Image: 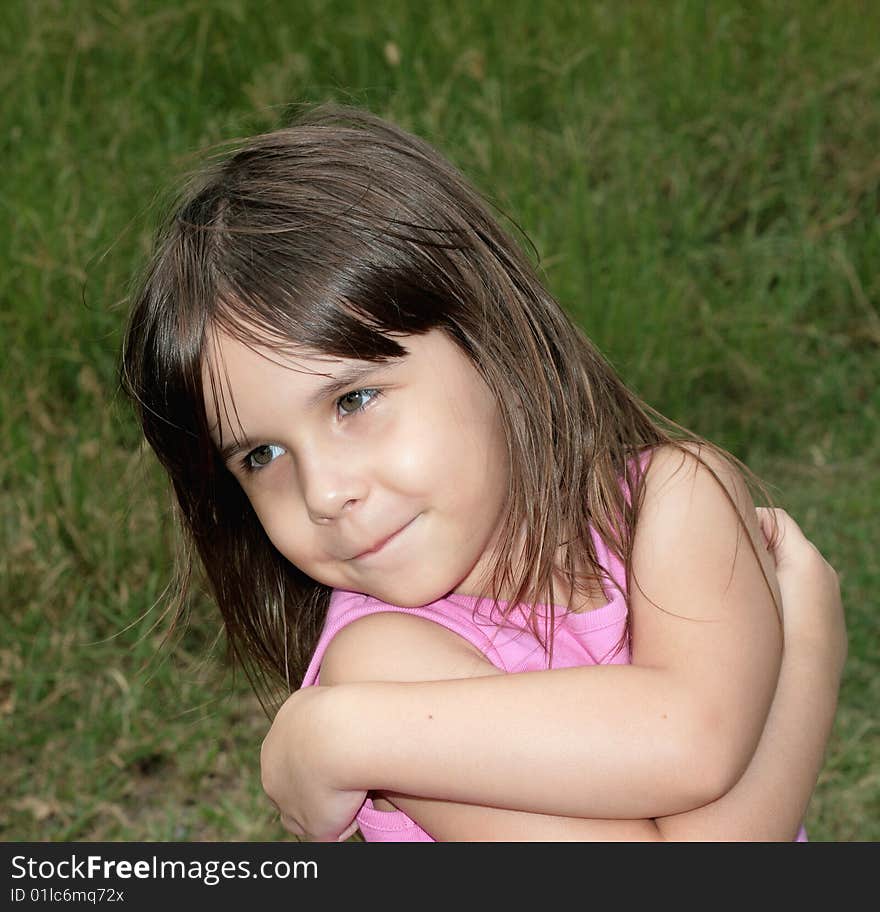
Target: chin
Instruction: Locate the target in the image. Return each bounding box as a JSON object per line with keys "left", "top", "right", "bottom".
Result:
{"left": 367, "top": 577, "right": 458, "bottom": 610}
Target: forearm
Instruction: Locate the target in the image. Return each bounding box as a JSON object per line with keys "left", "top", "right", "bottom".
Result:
{"left": 326, "top": 665, "right": 720, "bottom": 820}
{"left": 379, "top": 642, "right": 835, "bottom": 842}
{"left": 378, "top": 791, "right": 667, "bottom": 841}
{"left": 653, "top": 643, "right": 838, "bottom": 841}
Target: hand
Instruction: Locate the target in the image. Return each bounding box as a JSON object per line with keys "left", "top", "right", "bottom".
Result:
{"left": 755, "top": 507, "right": 847, "bottom": 681}
{"left": 260, "top": 685, "right": 366, "bottom": 842}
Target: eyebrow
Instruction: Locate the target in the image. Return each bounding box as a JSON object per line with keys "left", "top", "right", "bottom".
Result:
{"left": 217, "top": 362, "right": 384, "bottom": 464}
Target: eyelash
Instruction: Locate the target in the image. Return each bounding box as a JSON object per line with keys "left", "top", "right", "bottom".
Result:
{"left": 240, "top": 388, "right": 383, "bottom": 473}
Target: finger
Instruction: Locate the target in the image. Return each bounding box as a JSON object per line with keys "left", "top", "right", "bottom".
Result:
{"left": 755, "top": 507, "right": 773, "bottom": 547}
{"left": 759, "top": 508, "right": 826, "bottom": 576}
{"left": 337, "top": 821, "right": 359, "bottom": 842}
{"left": 769, "top": 508, "right": 815, "bottom": 554}
{"left": 755, "top": 507, "right": 784, "bottom": 550}
{"left": 279, "top": 813, "right": 307, "bottom": 838}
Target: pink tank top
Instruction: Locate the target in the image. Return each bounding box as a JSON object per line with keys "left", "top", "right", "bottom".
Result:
{"left": 300, "top": 450, "right": 808, "bottom": 842}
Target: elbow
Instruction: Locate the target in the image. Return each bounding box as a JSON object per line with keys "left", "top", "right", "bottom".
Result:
{"left": 678, "top": 701, "right": 753, "bottom": 805}
{"left": 687, "top": 745, "right": 744, "bottom": 808}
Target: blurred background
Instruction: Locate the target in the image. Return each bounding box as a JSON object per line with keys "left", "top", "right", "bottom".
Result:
{"left": 1, "top": 0, "right": 876, "bottom": 841}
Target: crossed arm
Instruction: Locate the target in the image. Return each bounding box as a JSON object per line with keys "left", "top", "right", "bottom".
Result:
{"left": 262, "top": 446, "right": 844, "bottom": 840}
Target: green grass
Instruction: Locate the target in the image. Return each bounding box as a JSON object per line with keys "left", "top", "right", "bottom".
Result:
{"left": 1, "top": 0, "right": 877, "bottom": 841}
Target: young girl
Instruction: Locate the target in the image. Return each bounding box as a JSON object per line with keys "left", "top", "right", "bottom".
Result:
{"left": 121, "top": 105, "right": 845, "bottom": 841}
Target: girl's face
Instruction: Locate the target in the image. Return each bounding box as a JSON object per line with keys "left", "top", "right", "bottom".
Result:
{"left": 203, "top": 328, "right": 511, "bottom": 607}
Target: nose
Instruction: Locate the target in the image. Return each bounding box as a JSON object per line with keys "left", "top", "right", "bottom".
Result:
{"left": 299, "top": 446, "right": 368, "bottom": 523}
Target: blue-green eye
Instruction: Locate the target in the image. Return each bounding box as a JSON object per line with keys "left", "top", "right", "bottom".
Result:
{"left": 245, "top": 443, "right": 286, "bottom": 471}
{"left": 337, "top": 388, "right": 381, "bottom": 416}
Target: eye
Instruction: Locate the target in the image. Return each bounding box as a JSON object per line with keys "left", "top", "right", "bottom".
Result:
{"left": 244, "top": 443, "right": 286, "bottom": 471}
{"left": 336, "top": 388, "right": 381, "bottom": 417}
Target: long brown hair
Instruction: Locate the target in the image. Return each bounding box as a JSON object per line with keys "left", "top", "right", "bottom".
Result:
{"left": 120, "top": 104, "right": 778, "bottom": 711}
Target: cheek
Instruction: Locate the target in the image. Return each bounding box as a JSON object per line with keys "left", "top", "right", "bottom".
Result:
{"left": 470, "top": 408, "right": 511, "bottom": 525}
{"left": 462, "top": 394, "right": 509, "bottom": 478}
{"left": 442, "top": 406, "right": 510, "bottom": 510}
{"left": 368, "top": 409, "right": 443, "bottom": 489}
{"left": 478, "top": 432, "right": 511, "bottom": 518}
{"left": 247, "top": 492, "right": 310, "bottom": 564}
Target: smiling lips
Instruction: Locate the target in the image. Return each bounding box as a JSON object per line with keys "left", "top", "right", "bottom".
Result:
{"left": 350, "top": 518, "right": 415, "bottom": 560}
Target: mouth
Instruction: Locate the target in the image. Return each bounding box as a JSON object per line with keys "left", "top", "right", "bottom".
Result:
{"left": 350, "top": 517, "right": 417, "bottom": 561}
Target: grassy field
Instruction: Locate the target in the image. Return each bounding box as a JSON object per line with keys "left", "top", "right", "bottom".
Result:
{"left": 1, "top": 0, "right": 877, "bottom": 841}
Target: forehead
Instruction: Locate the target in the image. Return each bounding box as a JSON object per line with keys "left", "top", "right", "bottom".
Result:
{"left": 202, "top": 327, "right": 350, "bottom": 389}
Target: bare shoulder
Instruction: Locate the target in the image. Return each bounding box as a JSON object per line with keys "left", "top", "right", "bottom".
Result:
{"left": 320, "top": 610, "right": 501, "bottom": 686}
{"left": 641, "top": 442, "right": 753, "bottom": 516}
{"left": 633, "top": 441, "right": 781, "bottom": 623}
